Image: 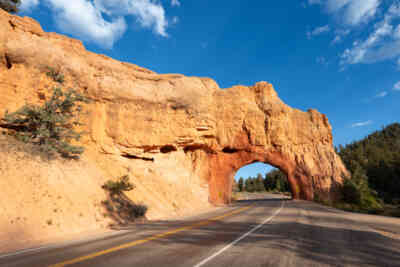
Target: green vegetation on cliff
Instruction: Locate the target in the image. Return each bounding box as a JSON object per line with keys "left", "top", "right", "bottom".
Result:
{"left": 1, "top": 87, "right": 89, "bottom": 159}
{"left": 337, "top": 123, "right": 400, "bottom": 216}
{"left": 0, "top": 0, "right": 20, "bottom": 13}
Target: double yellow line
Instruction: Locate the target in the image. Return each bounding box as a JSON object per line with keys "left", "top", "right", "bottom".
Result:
{"left": 49, "top": 205, "right": 253, "bottom": 267}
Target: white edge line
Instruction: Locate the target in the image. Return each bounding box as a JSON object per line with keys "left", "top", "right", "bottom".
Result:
{"left": 193, "top": 200, "right": 285, "bottom": 267}
{"left": 0, "top": 246, "right": 49, "bottom": 259}
{"left": 0, "top": 229, "right": 134, "bottom": 259}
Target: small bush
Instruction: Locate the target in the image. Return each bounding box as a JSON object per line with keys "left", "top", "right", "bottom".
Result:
{"left": 102, "top": 175, "right": 135, "bottom": 195}
{"left": 1, "top": 87, "right": 89, "bottom": 158}
{"left": 314, "top": 192, "right": 330, "bottom": 206}
{"left": 342, "top": 179, "right": 361, "bottom": 204}
{"left": 46, "top": 67, "right": 65, "bottom": 84}
{"left": 314, "top": 192, "right": 321, "bottom": 203}
{"left": 340, "top": 174, "right": 383, "bottom": 213}
{"left": 0, "top": 0, "right": 20, "bottom": 13}
{"left": 128, "top": 204, "right": 148, "bottom": 218}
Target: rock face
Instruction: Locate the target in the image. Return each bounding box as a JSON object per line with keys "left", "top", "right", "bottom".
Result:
{"left": 0, "top": 10, "right": 348, "bottom": 206}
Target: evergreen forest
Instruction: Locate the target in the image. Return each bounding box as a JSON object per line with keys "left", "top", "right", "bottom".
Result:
{"left": 336, "top": 123, "right": 400, "bottom": 216}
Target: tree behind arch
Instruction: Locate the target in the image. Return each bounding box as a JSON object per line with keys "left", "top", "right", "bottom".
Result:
{"left": 238, "top": 177, "right": 244, "bottom": 192}
{"left": 255, "top": 174, "right": 265, "bottom": 191}
{"left": 0, "top": 0, "right": 20, "bottom": 13}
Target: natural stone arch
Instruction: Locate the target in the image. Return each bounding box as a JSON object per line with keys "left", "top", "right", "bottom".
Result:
{"left": 207, "top": 150, "right": 309, "bottom": 204}
{"left": 0, "top": 11, "right": 349, "bottom": 208}
{"left": 185, "top": 82, "right": 350, "bottom": 205}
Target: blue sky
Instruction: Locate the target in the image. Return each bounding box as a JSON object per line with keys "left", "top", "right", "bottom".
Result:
{"left": 19, "top": 0, "right": 399, "bottom": 180}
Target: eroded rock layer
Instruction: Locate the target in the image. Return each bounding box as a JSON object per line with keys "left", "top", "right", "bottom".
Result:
{"left": 0, "top": 10, "right": 348, "bottom": 206}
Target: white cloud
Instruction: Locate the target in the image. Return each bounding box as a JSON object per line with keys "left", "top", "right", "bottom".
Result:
{"left": 374, "top": 91, "right": 387, "bottom": 98}
{"left": 309, "top": 1, "right": 400, "bottom": 67}
{"left": 332, "top": 36, "right": 340, "bottom": 44}
{"left": 45, "top": 0, "right": 126, "bottom": 49}
{"left": 316, "top": 56, "right": 328, "bottom": 65}
{"left": 351, "top": 120, "right": 373, "bottom": 128}
{"left": 394, "top": 81, "right": 400, "bottom": 91}
{"left": 313, "top": 25, "right": 330, "bottom": 35}
{"left": 340, "top": 2, "right": 400, "bottom": 65}
{"left": 331, "top": 28, "right": 350, "bottom": 44}
{"left": 172, "top": 16, "right": 179, "bottom": 24}
{"left": 326, "top": 0, "right": 381, "bottom": 26}
{"left": 308, "top": 1, "right": 381, "bottom": 44}
{"left": 308, "top": 0, "right": 381, "bottom": 25}
{"left": 25, "top": 0, "right": 169, "bottom": 49}
{"left": 171, "top": 0, "right": 180, "bottom": 7}
{"left": 94, "top": 0, "right": 169, "bottom": 37}
{"left": 307, "top": 25, "right": 330, "bottom": 39}
{"left": 308, "top": 0, "right": 322, "bottom": 4}
{"left": 20, "top": 0, "right": 40, "bottom": 12}
{"left": 340, "top": 20, "right": 394, "bottom": 64}
{"left": 394, "top": 25, "right": 400, "bottom": 39}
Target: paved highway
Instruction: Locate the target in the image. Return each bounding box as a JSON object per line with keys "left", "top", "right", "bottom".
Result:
{"left": 1, "top": 194, "right": 400, "bottom": 267}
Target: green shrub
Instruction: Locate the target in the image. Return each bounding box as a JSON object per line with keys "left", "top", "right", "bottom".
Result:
{"left": 342, "top": 179, "right": 361, "bottom": 204}
{"left": 2, "top": 87, "right": 89, "bottom": 158}
{"left": 340, "top": 166, "right": 383, "bottom": 212}
{"left": 46, "top": 67, "right": 65, "bottom": 84}
{"left": 337, "top": 123, "right": 400, "bottom": 208}
{"left": 313, "top": 192, "right": 330, "bottom": 205}
{"left": 102, "top": 175, "right": 135, "bottom": 195}
{"left": 128, "top": 204, "right": 148, "bottom": 218}
{"left": 0, "top": 0, "right": 20, "bottom": 13}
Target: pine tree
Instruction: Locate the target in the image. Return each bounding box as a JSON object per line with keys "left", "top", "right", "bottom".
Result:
{"left": 255, "top": 173, "right": 265, "bottom": 191}
{"left": 2, "top": 87, "right": 89, "bottom": 158}
{"left": 264, "top": 169, "right": 288, "bottom": 192}
{"left": 245, "top": 178, "right": 255, "bottom": 192}
{"left": 338, "top": 123, "right": 400, "bottom": 205}
{"left": 264, "top": 172, "right": 274, "bottom": 191}
{"left": 238, "top": 177, "right": 244, "bottom": 192}
{"left": 0, "top": 0, "right": 20, "bottom": 13}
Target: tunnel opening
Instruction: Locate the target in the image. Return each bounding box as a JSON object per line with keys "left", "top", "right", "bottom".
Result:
{"left": 233, "top": 162, "right": 291, "bottom": 199}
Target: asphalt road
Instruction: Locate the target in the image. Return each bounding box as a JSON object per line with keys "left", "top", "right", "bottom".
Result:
{"left": 1, "top": 193, "right": 400, "bottom": 267}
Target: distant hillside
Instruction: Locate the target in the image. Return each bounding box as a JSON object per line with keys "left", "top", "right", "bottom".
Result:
{"left": 337, "top": 123, "right": 400, "bottom": 204}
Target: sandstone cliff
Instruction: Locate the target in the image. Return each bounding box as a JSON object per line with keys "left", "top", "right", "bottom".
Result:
{"left": 0, "top": 10, "right": 348, "bottom": 249}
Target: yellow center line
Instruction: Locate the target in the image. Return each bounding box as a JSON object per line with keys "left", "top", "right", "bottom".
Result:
{"left": 49, "top": 204, "right": 254, "bottom": 267}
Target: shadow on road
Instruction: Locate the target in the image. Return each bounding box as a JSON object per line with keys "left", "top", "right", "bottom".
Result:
{"left": 101, "top": 192, "right": 148, "bottom": 226}
{"left": 3, "top": 199, "right": 398, "bottom": 267}
{"left": 104, "top": 199, "right": 400, "bottom": 267}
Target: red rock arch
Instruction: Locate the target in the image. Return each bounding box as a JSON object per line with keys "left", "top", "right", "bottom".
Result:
{"left": 0, "top": 11, "right": 349, "bottom": 207}
{"left": 205, "top": 145, "right": 344, "bottom": 204}
{"left": 205, "top": 83, "right": 348, "bottom": 204}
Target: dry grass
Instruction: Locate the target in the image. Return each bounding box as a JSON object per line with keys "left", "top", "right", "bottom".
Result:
{"left": 0, "top": 131, "right": 74, "bottom": 161}
{"left": 0, "top": 132, "right": 45, "bottom": 159}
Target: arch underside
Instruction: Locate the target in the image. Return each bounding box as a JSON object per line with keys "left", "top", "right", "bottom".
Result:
{"left": 203, "top": 149, "right": 340, "bottom": 205}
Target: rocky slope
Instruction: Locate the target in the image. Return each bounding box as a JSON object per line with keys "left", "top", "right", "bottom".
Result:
{"left": 0, "top": 10, "right": 348, "bottom": 249}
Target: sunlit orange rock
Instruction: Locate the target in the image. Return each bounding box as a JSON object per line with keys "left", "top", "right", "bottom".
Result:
{"left": 0, "top": 9, "right": 348, "bottom": 210}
